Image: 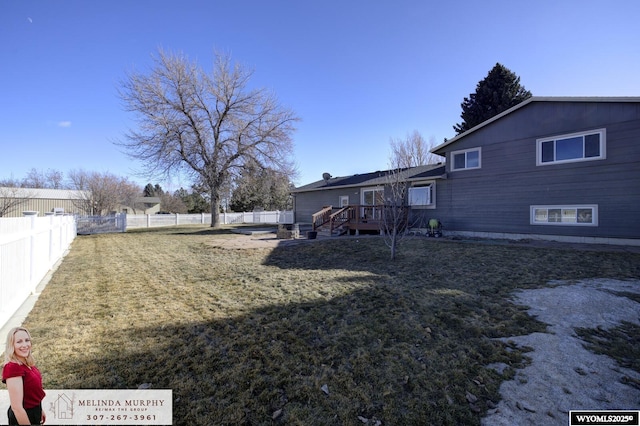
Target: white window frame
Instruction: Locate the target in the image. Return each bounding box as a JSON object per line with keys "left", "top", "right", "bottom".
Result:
{"left": 530, "top": 205, "right": 598, "bottom": 226}
{"left": 451, "top": 147, "right": 481, "bottom": 171}
{"left": 361, "top": 187, "right": 384, "bottom": 220}
{"left": 361, "top": 187, "right": 384, "bottom": 206}
{"left": 536, "top": 128, "right": 606, "bottom": 166}
{"left": 339, "top": 195, "right": 349, "bottom": 208}
{"left": 408, "top": 181, "right": 436, "bottom": 208}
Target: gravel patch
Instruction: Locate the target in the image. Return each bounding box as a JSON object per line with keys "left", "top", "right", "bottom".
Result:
{"left": 483, "top": 278, "right": 640, "bottom": 425}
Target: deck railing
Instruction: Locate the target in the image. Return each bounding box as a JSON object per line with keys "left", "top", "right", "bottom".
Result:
{"left": 313, "top": 205, "right": 387, "bottom": 233}
{"left": 329, "top": 206, "right": 351, "bottom": 233}
{"left": 311, "top": 206, "right": 333, "bottom": 231}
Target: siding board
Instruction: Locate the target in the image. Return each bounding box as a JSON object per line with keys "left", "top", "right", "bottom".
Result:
{"left": 438, "top": 101, "right": 640, "bottom": 239}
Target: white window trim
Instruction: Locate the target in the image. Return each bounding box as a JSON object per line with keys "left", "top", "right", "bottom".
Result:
{"left": 536, "top": 128, "right": 606, "bottom": 166}
{"left": 408, "top": 181, "right": 436, "bottom": 209}
{"left": 450, "top": 147, "right": 481, "bottom": 171}
{"left": 530, "top": 205, "right": 598, "bottom": 226}
{"left": 361, "top": 187, "right": 384, "bottom": 205}
{"left": 339, "top": 195, "right": 349, "bottom": 208}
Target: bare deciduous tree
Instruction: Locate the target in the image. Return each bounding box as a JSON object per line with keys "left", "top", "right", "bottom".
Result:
{"left": 380, "top": 163, "right": 413, "bottom": 260}
{"left": 389, "top": 130, "right": 440, "bottom": 168}
{"left": 0, "top": 182, "right": 33, "bottom": 217}
{"left": 120, "top": 180, "right": 144, "bottom": 214}
{"left": 68, "top": 170, "right": 140, "bottom": 215}
{"left": 118, "top": 49, "right": 299, "bottom": 227}
{"left": 23, "top": 168, "right": 65, "bottom": 189}
{"left": 159, "top": 192, "right": 188, "bottom": 214}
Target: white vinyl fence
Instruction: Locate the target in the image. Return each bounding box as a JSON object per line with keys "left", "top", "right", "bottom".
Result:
{"left": 76, "top": 213, "right": 127, "bottom": 234}
{"left": 0, "top": 214, "right": 76, "bottom": 329}
{"left": 126, "top": 210, "right": 294, "bottom": 229}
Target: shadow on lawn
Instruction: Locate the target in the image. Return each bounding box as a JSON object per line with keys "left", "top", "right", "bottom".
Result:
{"left": 52, "top": 281, "right": 535, "bottom": 426}
{"left": 48, "top": 237, "right": 640, "bottom": 425}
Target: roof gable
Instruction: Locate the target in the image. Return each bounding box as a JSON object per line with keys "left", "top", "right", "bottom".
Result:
{"left": 432, "top": 96, "right": 640, "bottom": 155}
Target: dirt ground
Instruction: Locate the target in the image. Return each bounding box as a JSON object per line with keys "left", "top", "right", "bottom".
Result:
{"left": 483, "top": 278, "right": 640, "bottom": 425}
{"left": 207, "top": 230, "right": 316, "bottom": 249}
{"left": 216, "top": 229, "right": 640, "bottom": 254}
{"left": 215, "top": 232, "right": 640, "bottom": 425}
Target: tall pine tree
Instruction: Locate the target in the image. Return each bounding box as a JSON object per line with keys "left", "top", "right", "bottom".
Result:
{"left": 454, "top": 63, "right": 532, "bottom": 135}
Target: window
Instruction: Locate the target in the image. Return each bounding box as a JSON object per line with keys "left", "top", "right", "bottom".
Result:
{"left": 530, "top": 205, "right": 598, "bottom": 226}
{"left": 409, "top": 183, "right": 434, "bottom": 207}
{"left": 537, "top": 129, "right": 606, "bottom": 165}
{"left": 362, "top": 188, "right": 384, "bottom": 205}
{"left": 451, "top": 148, "right": 481, "bottom": 171}
{"left": 361, "top": 187, "right": 384, "bottom": 220}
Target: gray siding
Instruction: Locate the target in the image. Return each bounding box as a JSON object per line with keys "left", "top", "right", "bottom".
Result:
{"left": 425, "top": 101, "right": 640, "bottom": 239}
{"left": 293, "top": 187, "right": 366, "bottom": 223}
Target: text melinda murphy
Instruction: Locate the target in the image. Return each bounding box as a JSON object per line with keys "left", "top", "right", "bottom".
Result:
{"left": 42, "top": 389, "right": 172, "bottom": 425}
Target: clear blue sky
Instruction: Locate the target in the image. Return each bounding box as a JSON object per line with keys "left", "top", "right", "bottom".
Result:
{"left": 1, "top": 0, "right": 639, "bottom": 190}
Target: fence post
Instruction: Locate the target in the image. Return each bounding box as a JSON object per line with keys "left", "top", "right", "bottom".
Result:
{"left": 48, "top": 214, "right": 54, "bottom": 267}
{"left": 146, "top": 214, "right": 151, "bottom": 228}
{"left": 23, "top": 211, "right": 38, "bottom": 293}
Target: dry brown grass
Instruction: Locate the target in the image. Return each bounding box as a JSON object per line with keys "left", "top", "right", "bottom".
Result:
{"left": 22, "top": 226, "right": 640, "bottom": 425}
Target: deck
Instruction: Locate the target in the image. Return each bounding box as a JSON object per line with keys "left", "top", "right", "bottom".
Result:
{"left": 311, "top": 205, "right": 389, "bottom": 235}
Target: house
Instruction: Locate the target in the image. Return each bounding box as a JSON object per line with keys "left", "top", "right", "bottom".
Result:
{"left": 291, "top": 164, "right": 446, "bottom": 234}
{"left": 119, "top": 197, "right": 161, "bottom": 214}
{"left": 293, "top": 97, "right": 640, "bottom": 245}
{"left": 0, "top": 187, "right": 90, "bottom": 217}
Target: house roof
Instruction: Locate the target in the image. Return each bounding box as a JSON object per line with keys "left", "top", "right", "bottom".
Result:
{"left": 0, "top": 187, "right": 90, "bottom": 199}
{"left": 432, "top": 96, "right": 640, "bottom": 155}
{"left": 291, "top": 163, "right": 446, "bottom": 193}
{"left": 136, "top": 196, "right": 161, "bottom": 204}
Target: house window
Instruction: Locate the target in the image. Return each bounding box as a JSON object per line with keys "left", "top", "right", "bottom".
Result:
{"left": 362, "top": 188, "right": 384, "bottom": 206}
{"left": 339, "top": 195, "right": 349, "bottom": 208}
{"left": 530, "top": 205, "right": 598, "bottom": 226}
{"left": 451, "top": 147, "right": 481, "bottom": 171}
{"left": 361, "top": 187, "right": 384, "bottom": 220}
{"left": 537, "top": 129, "right": 606, "bottom": 165}
{"left": 409, "top": 183, "right": 435, "bottom": 207}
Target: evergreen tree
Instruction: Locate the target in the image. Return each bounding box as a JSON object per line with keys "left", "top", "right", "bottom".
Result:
{"left": 175, "top": 187, "right": 209, "bottom": 213}
{"left": 454, "top": 63, "right": 532, "bottom": 134}
{"left": 143, "top": 183, "right": 164, "bottom": 197}
{"left": 229, "top": 161, "right": 291, "bottom": 212}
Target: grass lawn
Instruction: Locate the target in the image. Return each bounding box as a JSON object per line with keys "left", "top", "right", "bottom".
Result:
{"left": 22, "top": 226, "right": 640, "bottom": 425}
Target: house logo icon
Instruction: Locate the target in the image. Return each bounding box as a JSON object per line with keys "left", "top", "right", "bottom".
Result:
{"left": 51, "top": 392, "right": 74, "bottom": 420}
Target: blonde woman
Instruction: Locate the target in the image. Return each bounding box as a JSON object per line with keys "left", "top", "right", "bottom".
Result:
{"left": 2, "top": 327, "right": 46, "bottom": 425}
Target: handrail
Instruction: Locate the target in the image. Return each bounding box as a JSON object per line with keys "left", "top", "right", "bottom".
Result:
{"left": 329, "top": 206, "right": 352, "bottom": 233}
{"left": 311, "top": 206, "right": 333, "bottom": 231}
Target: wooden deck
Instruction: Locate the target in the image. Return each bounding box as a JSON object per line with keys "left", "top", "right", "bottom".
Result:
{"left": 312, "top": 205, "right": 386, "bottom": 235}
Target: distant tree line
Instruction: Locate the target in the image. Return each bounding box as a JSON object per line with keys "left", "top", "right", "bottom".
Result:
{"left": 0, "top": 166, "right": 292, "bottom": 217}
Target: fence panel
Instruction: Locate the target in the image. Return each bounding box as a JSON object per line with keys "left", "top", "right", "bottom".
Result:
{"left": 76, "top": 214, "right": 127, "bottom": 234}
{"left": 0, "top": 215, "right": 76, "bottom": 330}
{"left": 127, "top": 211, "right": 294, "bottom": 229}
